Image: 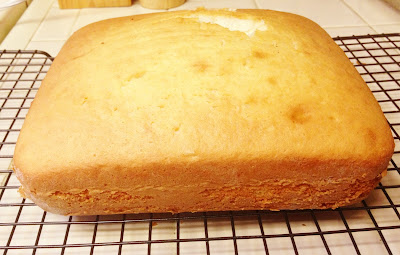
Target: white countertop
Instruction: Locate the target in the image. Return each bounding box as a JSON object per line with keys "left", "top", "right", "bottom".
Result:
{"left": 0, "top": 1, "right": 28, "bottom": 43}
{"left": 1, "top": 0, "right": 400, "bottom": 56}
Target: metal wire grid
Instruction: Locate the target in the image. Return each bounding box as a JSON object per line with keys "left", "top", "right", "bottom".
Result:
{"left": 0, "top": 33, "right": 399, "bottom": 255}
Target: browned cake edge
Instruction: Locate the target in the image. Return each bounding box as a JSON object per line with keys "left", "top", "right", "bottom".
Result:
{"left": 15, "top": 155, "right": 392, "bottom": 215}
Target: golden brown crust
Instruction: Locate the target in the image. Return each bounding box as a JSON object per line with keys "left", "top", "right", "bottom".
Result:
{"left": 13, "top": 9, "right": 394, "bottom": 215}
{"left": 18, "top": 173, "right": 383, "bottom": 215}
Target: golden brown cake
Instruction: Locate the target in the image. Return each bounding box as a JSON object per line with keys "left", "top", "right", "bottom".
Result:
{"left": 13, "top": 9, "right": 394, "bottom": 215}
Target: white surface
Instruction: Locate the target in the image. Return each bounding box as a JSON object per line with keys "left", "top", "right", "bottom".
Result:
{"left": 256, "top": 0, "right": 367, "bottom": 27}
{"left": 344, "top": 0, "right": 400, "bottom": 25}
{"left": 0, "top": 1, "right": 27, "bottom": 43}
{"left": 1, "top": 0, "right": 400, "bottom": 56}
{"left": 194, "top": 14, "right": 267, "bottom": 37}
{"left": 0, "top": 0, "right": 26, "bottom": 9}
{"left": 0, "top": 0, "right": 53, "bottom": 50}
{"left": 373, "top": 23, "right": 400, "bottom": 33}
{"left": 324, "top": 26, "right": 376, "bottom": 37}
{"left": 31, "top": 2, "right": 79, "bottom": 41}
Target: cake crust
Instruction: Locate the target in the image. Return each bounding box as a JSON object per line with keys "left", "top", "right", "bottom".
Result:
{"left": 14, "top": 9, "right": 394, "bottom": 215}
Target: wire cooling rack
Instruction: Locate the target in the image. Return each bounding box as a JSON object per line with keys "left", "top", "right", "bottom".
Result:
{"left": 0, "top": 33, "right": 400, "bottom": 255}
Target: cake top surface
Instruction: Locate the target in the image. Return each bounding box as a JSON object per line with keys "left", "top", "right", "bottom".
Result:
{"left": 14, "top": 9, "right": 394, "bottom": 182}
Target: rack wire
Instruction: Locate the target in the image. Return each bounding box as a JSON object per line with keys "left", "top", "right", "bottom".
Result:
{"left": 0, "top": 33, "right": 400, "bottom": 255}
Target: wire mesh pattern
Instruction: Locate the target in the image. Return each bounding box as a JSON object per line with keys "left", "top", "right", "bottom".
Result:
{"left": 1, "top": 33, "right": 400, "bottom": 255}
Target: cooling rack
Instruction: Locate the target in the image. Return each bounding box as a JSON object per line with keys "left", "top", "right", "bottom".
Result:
{"left": 0, "top": 33, "right": 400, "bottom": 255}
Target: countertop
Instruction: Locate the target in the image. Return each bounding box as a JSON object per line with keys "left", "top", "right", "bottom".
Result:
{"left": 0, "top": 1, "right": 29, "bottom": 44}
{"left": 1, "top": 0, "right": 400, "bottom": 56}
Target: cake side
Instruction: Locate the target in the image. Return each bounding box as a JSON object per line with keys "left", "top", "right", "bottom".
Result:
{"left": 13, "top": 9, "right": 394, "bottom": 215}
{"left": 15, "top": 159, "right": 388, "bottom": 215}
